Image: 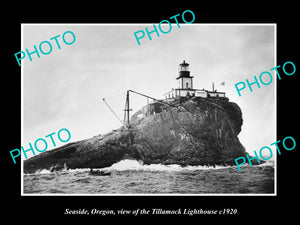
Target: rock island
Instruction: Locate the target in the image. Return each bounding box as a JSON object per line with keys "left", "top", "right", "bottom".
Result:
{"left": 24, "top": 60, "right": 247, "bottom": 173}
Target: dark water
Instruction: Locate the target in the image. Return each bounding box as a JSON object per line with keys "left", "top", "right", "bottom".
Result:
{"left": 23, "top": 159, "right": 274, "bottom": 194}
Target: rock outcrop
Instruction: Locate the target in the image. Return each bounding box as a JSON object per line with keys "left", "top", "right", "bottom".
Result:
{"left": 24, "top": 97, "right": 247, "bottom": 173}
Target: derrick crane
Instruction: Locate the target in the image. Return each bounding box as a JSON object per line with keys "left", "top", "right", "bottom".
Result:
{"left": 128, "top": 90, "right": 176, "bottom": 108}
{"left": 123, "top": 90, "right": 176, "bottom": 128}
{"left": 103, "top": 89, "right": 176, "bottom": 130}
{"left": 102, "top": 98, "right": 125, "bottom": 127}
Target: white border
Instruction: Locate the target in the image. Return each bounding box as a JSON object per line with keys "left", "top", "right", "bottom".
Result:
{"left": 21, "top": 23, "right": 277, "bottom": 196}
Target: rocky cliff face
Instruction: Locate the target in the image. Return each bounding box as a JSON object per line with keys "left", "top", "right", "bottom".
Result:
{"left": 24, "top": 98, "right": 246, "bottom": 173}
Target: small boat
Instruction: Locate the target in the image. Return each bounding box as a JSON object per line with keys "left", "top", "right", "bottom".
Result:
{"left": 89, "top": 168, "right": 111, "bottom": 176}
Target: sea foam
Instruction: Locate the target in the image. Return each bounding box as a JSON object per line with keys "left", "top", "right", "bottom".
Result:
{"left": 29, "top": 159, "right": 274, "bottom": 175}
{"left": 102, "top": 159, "right": 234, "bottom": 172}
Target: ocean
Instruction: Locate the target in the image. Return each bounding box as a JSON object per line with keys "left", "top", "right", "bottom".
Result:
{"left": 23, "top": 159, "right": 274, "bottom": 195}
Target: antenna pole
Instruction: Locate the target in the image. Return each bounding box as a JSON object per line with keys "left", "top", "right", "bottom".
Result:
{"left": 126, "top": 90, "right": 130, "bottom": 128}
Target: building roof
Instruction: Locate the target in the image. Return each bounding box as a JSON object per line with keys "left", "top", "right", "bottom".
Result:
{"left": 179, "top": 60, "right": 189, "bottom": 66}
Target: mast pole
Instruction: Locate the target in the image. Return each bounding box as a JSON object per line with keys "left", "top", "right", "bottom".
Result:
{"left": 126, "top": 90, "right": 130, "bottom": 128}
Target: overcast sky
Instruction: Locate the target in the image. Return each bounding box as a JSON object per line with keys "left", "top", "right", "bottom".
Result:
{"left": 22, "top": 24, "right": 275, "bottom": 159}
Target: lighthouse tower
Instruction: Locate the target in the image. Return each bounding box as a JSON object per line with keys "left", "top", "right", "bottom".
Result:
{"left": 177, "top": 60, "right": 194, "bottom": 89}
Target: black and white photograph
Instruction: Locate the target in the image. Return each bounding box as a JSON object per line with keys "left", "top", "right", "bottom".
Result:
{"left": 21, "top": 24, "right": 276, "bottom": 195}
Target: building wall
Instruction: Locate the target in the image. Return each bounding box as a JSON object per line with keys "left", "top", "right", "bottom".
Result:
{"left": 176, "top": 89, "right": 195, "bottom": 97}
{"left": 164, "top": 90, "right": 176, "bottom": 99}
{"left": 207, "top": 92, "right": 226, "bottom": 98}
{"left": 164, "top": 89, "right": 226, "bottom": 99}
{"left": 178, "top": 77, "right": 193, "bottom": 89}
{"left": 195, "top": 90, "right": 208, "bottom": 98}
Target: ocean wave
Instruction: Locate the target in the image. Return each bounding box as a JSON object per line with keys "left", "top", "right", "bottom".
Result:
{"left": 26, "top": 168, "right": 90, "bottom": 175}
{"left": 102, "top": 159, "right": 235, "bottom": 172}
{"left": 257, "top": 160, "right": 275, "bottom": 168}
{"left": 27, "top": 159, "right": 238, "bottom": 175}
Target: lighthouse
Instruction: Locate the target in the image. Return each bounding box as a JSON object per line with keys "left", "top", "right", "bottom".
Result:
{"left": 177, "top": 60, "right": 193, "bottom": 89}
{"left": 163, "top": 60, "right": 227, "bottom": 100}
{"left": 164, "top": 60, "right": 196, "bottom": 99}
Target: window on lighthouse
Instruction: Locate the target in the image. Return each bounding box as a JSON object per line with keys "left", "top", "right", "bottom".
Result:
{"left": 186, "top": 82, "right": 189, "bottom": 89}
{"left": 181, "top": 66, "right": 189, "bottom": 71}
